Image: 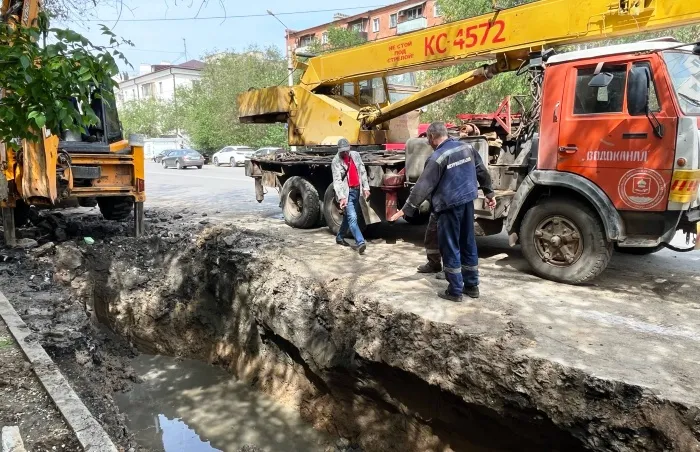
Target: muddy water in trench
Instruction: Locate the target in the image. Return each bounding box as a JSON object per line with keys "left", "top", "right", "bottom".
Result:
{"left": 114, "top": 354, "right": 330, "bottom": 452}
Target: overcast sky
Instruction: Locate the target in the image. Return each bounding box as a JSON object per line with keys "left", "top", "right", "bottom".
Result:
{"left": 57, "top": 0, "right": 392, "bottom": 72}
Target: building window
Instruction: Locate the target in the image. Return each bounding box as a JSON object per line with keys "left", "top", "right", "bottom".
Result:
{"left": 372, "top": 18, "right": 380, "bottom": 33}
{"left": 573, "top": 65, "right": 627, "bottom": 115}
{"left": 390, "top": 13, "right": 397, "bottom": 28}
{"left": 299, "top": 35, "right": 315, "bottom": 47}
{"left": 405, "top": 6, "right": 423, "bottom": 20}
{"left": 350, "top": 21, "right": 363, "bottom": 32}
{"left": 321, "top": 32, "right": 328, "bottom": 44}
{"left": 434, "top": 3, "right": 442, "bottom": 17}
{"left": 141, "top": 83, "right": 153, "bottom": 98}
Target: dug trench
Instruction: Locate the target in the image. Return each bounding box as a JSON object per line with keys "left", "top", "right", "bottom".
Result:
{"left": 65, "top": 216, "right": 694, "bottom": 452}
{"left": 3, "top": 210, "right": 698, "bottom": 451}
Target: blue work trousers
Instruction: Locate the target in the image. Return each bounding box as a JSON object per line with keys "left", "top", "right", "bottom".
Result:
{"left": 437, "top": 201, "right": 479, "bottom": 296}
{"left": 337, "top": 188, "right": 365, "bottom": 246}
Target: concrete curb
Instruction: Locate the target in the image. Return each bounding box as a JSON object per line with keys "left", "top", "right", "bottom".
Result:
{"left": 1, "top": 426, "right": 26, "bottom": 452}
{"left": 0, "top": 291, "right": 118, "bottom": 452}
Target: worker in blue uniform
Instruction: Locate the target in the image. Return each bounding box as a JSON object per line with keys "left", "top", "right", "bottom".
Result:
{"left": 390, "top": 122, "right": 495, "bottom": 301}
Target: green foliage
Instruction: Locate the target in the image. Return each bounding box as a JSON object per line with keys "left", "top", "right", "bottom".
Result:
{"left": 0, "top": 17, "right": 130, "bottom": 150}
{"left": 178, "top": 47, "right": 288, "bottom": 151}
{"left": 119, "top": 98, "right": 181, "bottom": 137}
{"left": 308, "top": 25, "right": 368, "bottom": 54}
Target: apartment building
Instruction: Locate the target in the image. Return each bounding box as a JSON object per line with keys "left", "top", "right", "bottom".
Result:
{"left": 116, "top": 60, "right": 204, "bottom": 106}
{"left": 286, "top": 0, "right": 444, "bottom": 53}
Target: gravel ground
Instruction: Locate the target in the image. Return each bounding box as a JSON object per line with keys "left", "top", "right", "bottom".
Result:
{"left": 0, "top": 318, "right": 80, "bottom": 451}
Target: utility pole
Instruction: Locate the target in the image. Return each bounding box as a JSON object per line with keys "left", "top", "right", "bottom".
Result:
{"left": 183, "top": 38, "right": 188, "bottom": 61}
{"left": 267, "top": 10, "right": 296, "bottom": 152}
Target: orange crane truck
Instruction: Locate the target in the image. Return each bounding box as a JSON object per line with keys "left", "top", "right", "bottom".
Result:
{"left": 239, "top": 0, "right": 700, "bottom": 284}
{"left": 0, "top": 0, "right": 145, "bottom": 247}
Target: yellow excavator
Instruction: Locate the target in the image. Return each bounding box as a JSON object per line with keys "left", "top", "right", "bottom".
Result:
{"left": 0, "top": 0, "right": 145, "bottom": 247}
{"left": 240, "top": 0, "right": 700, "bottom": 283}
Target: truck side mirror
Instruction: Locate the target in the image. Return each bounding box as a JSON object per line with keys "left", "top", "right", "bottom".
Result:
{"left": 588, "top": 72, "right": 614, "bottom": 88}
{"left": 627, "top": 66, "right": 650, "bottom": 116}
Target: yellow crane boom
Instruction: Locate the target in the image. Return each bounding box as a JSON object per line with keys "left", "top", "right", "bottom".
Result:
{"left": 239, "top": 0, "right": 700, "bottom": 147}
{"left": 299, "top": 0, "right": 700, "bottom": 89}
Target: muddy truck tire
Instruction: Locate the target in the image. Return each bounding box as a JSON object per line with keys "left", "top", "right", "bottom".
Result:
{"left": 520, "top": 198, "right": 612, "bottom": 284}
{"left": 323, "top": 184, "right": 368, "bottom": 235}
{"left": 280, "top": 176, "right": 320, "bottom": 229}
{"left": 12, "top": 201, "right": 31, "bottom": 226}
{"left": 97, "top": 196, "right": 134, "bottom": 221}
{"left": 78, "top": 197, "right": 98, "bottom": 208}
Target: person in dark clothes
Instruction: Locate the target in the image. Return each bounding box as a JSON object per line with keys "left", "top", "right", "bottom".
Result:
{"left": 390, "top": 122, "right": 495, "bottom": 301}
{"left": 417, "top": 123, "right": 482, "bottom": 280}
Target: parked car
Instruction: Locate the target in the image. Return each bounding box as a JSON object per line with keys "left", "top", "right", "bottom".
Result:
{"left": 199, "top": 150, "right": 212, "bottom": 165}
{"left": 153, "top": 150, "right": 171, "bottom": 163}
{"left": 212, "top": 146, "right": 254, "bottom": 167}
{"left": 161, "top": 149, "right": 205, "bottom": 169}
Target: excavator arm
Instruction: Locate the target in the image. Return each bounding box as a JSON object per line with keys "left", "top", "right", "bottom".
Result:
{"left": 238, "top": 0, "right": 700, "bottom": 147}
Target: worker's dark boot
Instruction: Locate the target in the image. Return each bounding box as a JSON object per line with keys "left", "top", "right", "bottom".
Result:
{"left": 463, "top": 285, "right": 480, "bottom": 299}
{"left": 417, "top": 262, "right": 441, "bottom": 273}
{"left": 336, "top": 238, "right": 349, "bottom": 247}
{"left": 358, "top": 243, "right": 367, "bottom": 255}
{"left": 438, "top": 290, "right": 463, "bottom": 303}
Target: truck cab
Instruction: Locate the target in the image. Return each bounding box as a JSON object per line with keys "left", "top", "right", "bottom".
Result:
{"left": 499, "top": 40, "right": 700, "bottom": 283}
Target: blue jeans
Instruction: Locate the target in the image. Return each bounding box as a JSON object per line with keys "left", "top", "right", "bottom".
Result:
{"left": 437, "top": 201, "right": 479, "bottom": 296}
{"left": 337, "top": 188, "right": 365, "bottom": 246}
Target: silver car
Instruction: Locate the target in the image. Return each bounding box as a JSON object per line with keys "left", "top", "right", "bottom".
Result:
{"left": 161, "top": 149, "right": 205, "bottom": 169}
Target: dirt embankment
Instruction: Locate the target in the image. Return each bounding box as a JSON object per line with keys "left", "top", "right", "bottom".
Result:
{"left": 3, "top": 208, "right": 699, "bottom": 451}
{"left": 55, "top": 214, "right": 699, "bottom": 452}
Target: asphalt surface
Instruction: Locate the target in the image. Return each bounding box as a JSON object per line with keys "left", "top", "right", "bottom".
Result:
{"left": 145, "top": 161, "right": 281, "bottom": 217}
{"left": 145, "top": 160, "right": 700, "bottom": 276}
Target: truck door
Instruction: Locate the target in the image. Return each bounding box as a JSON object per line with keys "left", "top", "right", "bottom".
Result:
{"left": 557, "top": 60, "right": 676, "bottom": 212}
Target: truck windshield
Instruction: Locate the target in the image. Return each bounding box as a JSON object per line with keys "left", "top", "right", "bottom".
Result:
{"left": 663, "top": 51, "right": 700, "bottom": 115}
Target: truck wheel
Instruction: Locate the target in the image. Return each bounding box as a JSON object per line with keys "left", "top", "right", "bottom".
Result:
{"left": 323, "top": 185, "right": 368, "bottom": 235}
{"left": 78, "top": 197, "right": 98, "bottom": 208}
{"left": 323, "top": 184, "right": 343, "bottom": 234}
{"left": 97, "top": 196, "right": 134, "bottom": 221}
{"left": 614, "top": 244, "right": 664, "bottom": 255}
{"left": 520, "top": 198, "right": 612, "bottom": 284}
{"left": 281, "top": 176, "right": 320, "bottom": 229}
{"left": 12, "top": 201, "right": 30, "bottom": 227}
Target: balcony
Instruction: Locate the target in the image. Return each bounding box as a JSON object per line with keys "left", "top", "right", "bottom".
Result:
{"left": 397, "top": 17, "right": 427, "bottom": 35}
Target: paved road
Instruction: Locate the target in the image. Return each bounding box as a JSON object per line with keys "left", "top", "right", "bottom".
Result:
{"left": 145, "top": 161, "right": 281, "bottom": 217}
{"left": 145, "top": 160, "right": 700, "bottom": 276}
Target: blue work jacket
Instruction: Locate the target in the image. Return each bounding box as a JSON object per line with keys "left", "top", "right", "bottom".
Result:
{"left": 402, "top": 138, "right": 493, "bottom": 216}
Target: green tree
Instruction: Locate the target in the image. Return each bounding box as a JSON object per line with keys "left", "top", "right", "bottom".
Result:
{"left": 0, "top": 12, "right": 129, "bottom": 150}
{"left": 119, "top": 98, "right": 180, "bottom": 138}
{"left": 178, "top": 47, "right": 288, "bottom": 152}
{"left": 308, "top": 25, "right": 367, "bottom": 54}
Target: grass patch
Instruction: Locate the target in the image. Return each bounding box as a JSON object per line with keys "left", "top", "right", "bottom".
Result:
{"left": 0, "top": 337, "right": 13, "bottom": 348}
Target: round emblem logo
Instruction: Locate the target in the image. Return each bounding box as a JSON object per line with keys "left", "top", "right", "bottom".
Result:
{"left": 618, "top": 168, "right": 666, "bottom": 209}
